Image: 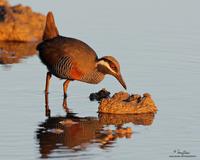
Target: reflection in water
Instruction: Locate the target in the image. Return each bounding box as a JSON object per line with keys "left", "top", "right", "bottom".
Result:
{"left": 36, "top": 113, "right": 155, "bottom": 158}
{"left": 0, "top": 42, "right": 38, "bottom": 64}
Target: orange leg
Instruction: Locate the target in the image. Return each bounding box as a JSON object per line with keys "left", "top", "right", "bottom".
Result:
{"left": 63, "top": 80, "right": 70, "bottom": 112}
{"left": 45, "top": 72, "right": 52, "bottom": 94}
{"left": 45, "top": 93, "right": 51, "bottom": 117}
{"left": 63, "top": 80, "right": 70, "bottom": 98}
{"left": 62, "top": 97, "right": 70, "bottom": 113}
{"left": 45, "top": 72, "right": 52, "bottom": 117}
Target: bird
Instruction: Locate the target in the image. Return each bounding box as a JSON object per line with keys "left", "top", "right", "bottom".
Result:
{"left": 37, "top": 11, "right": 127, "bottom": 100}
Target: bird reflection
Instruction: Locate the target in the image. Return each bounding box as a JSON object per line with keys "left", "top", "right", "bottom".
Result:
{"left": 0, "top": 41, "right": 38, "bottom": 65}
{"left": 36, "top": 113, "right": 155, "bottom": 158}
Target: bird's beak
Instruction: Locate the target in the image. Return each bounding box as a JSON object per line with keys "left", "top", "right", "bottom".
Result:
{"left": 115, "top": 73, "right": 127, "bottom": 90}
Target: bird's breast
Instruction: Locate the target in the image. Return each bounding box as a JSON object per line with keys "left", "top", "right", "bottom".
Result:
{"left": 79, "top": 69, "right": 105, "bottom": 84}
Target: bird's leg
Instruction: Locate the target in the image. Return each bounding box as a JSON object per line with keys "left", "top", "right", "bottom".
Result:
{"left": 63, "top": 80, "right": 70, "bottom": 112}
{"left": 45, "top": 72, "right": 52, "bottom": 117}
{"left": 62, "top": 97, "right": 69, "bottom": 113}
{"left": 45, "top": 93, "right": 51, "bottom": 117}
{"left": 63, "top": 80, "right": 70, "bottom": 98}
{"left": 45, "top": 72, "right": 52, "bottom": 94}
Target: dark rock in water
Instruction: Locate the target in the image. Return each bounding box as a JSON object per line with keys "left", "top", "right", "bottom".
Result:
{"left": 89, "top": 88, "right": 110, "bottom": 101}
{"left": 0, "top": 0, "right": 45, "bottom": 42}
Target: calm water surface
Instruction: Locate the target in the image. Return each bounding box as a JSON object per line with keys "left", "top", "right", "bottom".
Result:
{"left": 0, "top": 1, "right": 200, "bottom": 159}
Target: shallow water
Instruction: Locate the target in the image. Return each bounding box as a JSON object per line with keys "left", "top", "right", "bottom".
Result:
{"left": 0, "top": 1, "right": 200, "bottom": 159}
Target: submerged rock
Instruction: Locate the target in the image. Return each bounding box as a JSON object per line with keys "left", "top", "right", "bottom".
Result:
{"left": 0, "top": 0, "right": 45, "bottom": 42}
{"left": 98, "top": 91, "right": 157, "bottom": 114}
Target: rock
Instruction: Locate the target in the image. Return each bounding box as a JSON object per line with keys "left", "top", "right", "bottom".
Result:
{"left": 0, "top": 0, "right": 45, "bottom": 42}
{"left": 98, "top": 91, "right": 157, "bottom": 114}
{"left": 89, "top": 88, "right": 110, "bottom": 101}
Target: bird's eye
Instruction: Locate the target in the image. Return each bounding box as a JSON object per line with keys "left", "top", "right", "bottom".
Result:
{"left": 110, "top": 63, "right": 117, "bottom": 72}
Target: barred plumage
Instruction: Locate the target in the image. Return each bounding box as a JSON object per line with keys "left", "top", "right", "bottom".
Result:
{"left": 51, "top": 56, "right": 72, "bottom": 79}
{"left": 80, "top": 69, "right": 104, "bottom": 84}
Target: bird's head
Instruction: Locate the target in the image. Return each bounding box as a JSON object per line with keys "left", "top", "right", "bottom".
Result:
{"left": 97, "top": 56, "right": 127, "bottom": 89}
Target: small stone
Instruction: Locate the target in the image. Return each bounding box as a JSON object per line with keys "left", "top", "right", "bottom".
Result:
{"left": 89, "top": 88, "right": 110, "bottom": 101}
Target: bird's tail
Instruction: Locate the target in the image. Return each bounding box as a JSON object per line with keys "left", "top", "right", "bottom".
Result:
{"left": 43, "top": 11, "right": 59, "bottom": 40}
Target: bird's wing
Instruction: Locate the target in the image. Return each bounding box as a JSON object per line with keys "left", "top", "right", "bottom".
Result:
{"left": 61, "top": 38, "right": 98, "bottom": 75}
{"left": 38, "top": 37, "right": 98, "bottom": 80}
